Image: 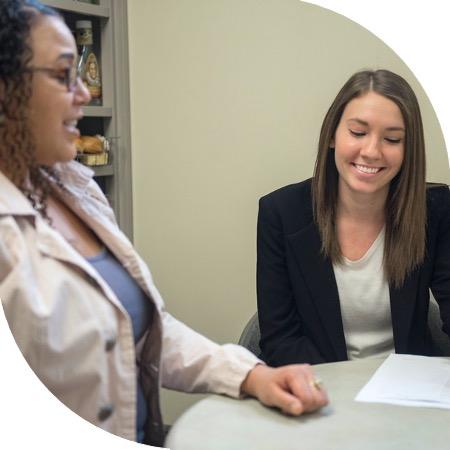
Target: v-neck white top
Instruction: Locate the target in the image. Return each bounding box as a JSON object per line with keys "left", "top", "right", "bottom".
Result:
{"left": 333, "top": 228, "right": 394, "bottom": 360}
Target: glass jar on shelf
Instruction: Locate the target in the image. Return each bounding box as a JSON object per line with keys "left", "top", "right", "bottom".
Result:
{"left": 76, "top": 20, "right": 102, "bottom": 105}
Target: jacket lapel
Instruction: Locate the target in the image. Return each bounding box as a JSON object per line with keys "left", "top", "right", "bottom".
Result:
{"left": 34, "top": 216, "right": 127, "bottom": 313}
{"left": 286, "top": 222, "right": 347, "bottom": 360}
{"left": 389, "top": 270, "right": 419, "bottom": 353}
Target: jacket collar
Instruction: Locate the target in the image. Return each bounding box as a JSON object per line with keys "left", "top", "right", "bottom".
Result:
{"left": 0, "top": 161, "right": 94, "bottom": 217}
{"left": 47, "top": 161, "right": 95, "bottom": 198}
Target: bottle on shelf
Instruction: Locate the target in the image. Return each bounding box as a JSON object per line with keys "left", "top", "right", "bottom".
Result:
{"left": 76, "top": 20, "right": 102, "bottom": 105}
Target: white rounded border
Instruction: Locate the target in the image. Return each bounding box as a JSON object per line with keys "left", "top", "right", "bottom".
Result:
{"left": 1, "top": 2, "right": 448, "bottom": 450}
{"left": 307, "top": 0, "right": 450, "bottom": 165}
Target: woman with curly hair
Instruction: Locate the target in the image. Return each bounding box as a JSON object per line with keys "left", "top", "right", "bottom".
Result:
{"left": 257, "top": 69, "right": 450, "bottom": 367}
{"left": 0, "top": 0, "right": 327, "bottom": 446}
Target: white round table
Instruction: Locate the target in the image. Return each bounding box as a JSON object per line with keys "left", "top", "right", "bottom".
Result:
{"left": 165, "top": 358, "right": 450, "bottom": 450}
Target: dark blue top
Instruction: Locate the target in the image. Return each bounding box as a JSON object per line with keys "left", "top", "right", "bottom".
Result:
{"left": 86, "top": 248, "right": 153, "bottom": 443}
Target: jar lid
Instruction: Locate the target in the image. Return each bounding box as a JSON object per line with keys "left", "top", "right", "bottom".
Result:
{"left": 76, "top": 20, "right": 92, "bottom": 29}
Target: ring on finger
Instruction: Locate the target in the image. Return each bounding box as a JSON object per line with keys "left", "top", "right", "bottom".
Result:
{"left": 309, "top": 378, "right": 323, "bottom": 390}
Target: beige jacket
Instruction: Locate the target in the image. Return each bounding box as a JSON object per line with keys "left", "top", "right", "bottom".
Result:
{"left": 0, "top": 161, "right": 259, "bottom": 446}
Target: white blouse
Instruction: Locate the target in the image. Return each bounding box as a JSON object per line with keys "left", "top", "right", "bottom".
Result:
{"left": 333, "top": 228, "right": 394, "bottom": 360}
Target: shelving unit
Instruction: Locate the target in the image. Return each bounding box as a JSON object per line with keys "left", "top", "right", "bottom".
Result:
{"left": 43, "top": 0, "right": 110, "bottom": 18}
{"left": 42, "top": 0, "right": 133, "bottom": 240}
{"left": 82, "top": 106, "right": 113, "bottom": 117}
{"left": 93, "top": 165, "right": 114, "bottom": 177}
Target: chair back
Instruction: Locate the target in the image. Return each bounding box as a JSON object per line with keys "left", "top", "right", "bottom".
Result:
{"left": 238, "top": 312, "right": 261, "bottom": 358}
{"left": 428, "top": 294, "right": 450, "bottom": 356}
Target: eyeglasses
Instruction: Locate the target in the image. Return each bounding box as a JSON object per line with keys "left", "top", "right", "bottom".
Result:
{"left": 26, "top": 65, "right": 80, "bottom": 92}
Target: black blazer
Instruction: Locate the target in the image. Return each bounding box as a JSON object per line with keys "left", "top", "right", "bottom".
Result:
{"left": 257, "top": 179, "right": 450, "bottom": 366}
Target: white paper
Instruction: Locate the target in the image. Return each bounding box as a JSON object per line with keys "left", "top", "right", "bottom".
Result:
{"left": 355, "top": 354, "right": 450, "bottom": 409}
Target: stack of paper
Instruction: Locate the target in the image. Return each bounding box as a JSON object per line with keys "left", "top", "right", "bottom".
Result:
{"left": 355, "top": 353, "right": 450, "bottom": 409}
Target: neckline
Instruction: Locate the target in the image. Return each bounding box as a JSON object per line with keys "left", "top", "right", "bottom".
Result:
{"left": 342, "top": 226, "right": 385, "bottom": 266}
{"left": 85, "top": 246, "right": 108, "bottom": 263}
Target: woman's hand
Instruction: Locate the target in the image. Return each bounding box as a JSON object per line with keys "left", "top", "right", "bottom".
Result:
{"left": 240, "top": 363, "right": 328, "bottom": 415}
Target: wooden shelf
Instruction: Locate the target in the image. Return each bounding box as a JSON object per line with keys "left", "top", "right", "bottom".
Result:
{"left": 82, "top": 106, "right": 113, "bottom": 117}
{"left": 43, "top": 0, "right": 110, "bottom": 18}
{"left": 92, "top": 164, "right": 114, "bottom": 177}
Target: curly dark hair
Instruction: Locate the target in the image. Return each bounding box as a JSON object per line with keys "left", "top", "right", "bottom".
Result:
{"left": 0, "top": 0, "right": 61, "bottom": 216}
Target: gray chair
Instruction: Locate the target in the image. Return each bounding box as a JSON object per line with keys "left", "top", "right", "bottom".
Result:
{"left": 239, "top": 298, "right": 450, "bottom": 359}
{"left": 428, "top": 294, "right": 450, "bottom": 356}
{"left": 238, "top": 312, "right": 261, "bottom": 358}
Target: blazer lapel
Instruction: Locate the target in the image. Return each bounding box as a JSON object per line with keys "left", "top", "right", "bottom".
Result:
{"left": 286, "top": 222, "right": 347, "bottom": 360}
{"left": 389, "top": 270, "right": 419, "bottom": 353}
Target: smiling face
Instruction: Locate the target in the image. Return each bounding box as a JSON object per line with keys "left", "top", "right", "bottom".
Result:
{"left": 28, "top": 15, "right": 90, "bottom": 166}
{"left": 332, "top": 91, "right": 405, "bottom": 203}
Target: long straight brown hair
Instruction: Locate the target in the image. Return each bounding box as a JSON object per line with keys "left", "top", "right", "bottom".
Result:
{"left": 312, "top": 69, "right": 426, "bottom": 288}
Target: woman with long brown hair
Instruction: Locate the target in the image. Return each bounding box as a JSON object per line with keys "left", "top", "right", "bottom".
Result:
{"left": 0, "top": 0, "right": 327, "bottom": 446}
{"left": 257, "top": 69, "right": 450, "bottom": 366}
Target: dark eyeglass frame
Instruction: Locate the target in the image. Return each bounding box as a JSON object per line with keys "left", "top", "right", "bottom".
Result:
{"left": 26, "top": 66, "right": 80, "bottom": 92}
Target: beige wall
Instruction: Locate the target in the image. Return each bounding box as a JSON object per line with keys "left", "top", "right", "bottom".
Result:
{"left": 127, "top": 0, "right": 449, "bottom": 423}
